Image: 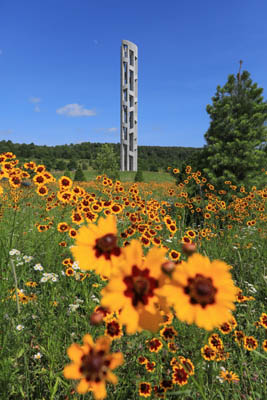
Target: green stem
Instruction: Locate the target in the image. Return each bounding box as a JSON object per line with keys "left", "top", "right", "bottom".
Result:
{"left": 5, "top": 206, "right": 18, "bottom": 269}
{"left": 10, "top": 258, "right": 20, "bottom": 315}
{"left": 190, "top": 374, "right": 208, "bottom": 400}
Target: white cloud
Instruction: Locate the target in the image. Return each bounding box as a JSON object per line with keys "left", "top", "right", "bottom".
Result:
{"left": 29, "top": 97, "right": 41, "bottom": 104}
{"left": 0, "top": 129, "right": 13, "bottom": 135}
{"left": 34, "top": 105, "right": 40, "bottom": 112}
{"left": 94, "top": 127, "right": 118, "bottom": 134}
{"left": 56, "top": 104, "right": 96, "bottom": 117}
{"left": 93, "top": 40, "right": 99, "bottom": 45}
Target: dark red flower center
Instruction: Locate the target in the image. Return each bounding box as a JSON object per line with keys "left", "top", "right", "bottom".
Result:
{"left": 94, "top": 234, "right": 121, "bottom": 260}
{"left": 173, "top": 366, "right": 188, "bottom": 383}
{"left": 106, "top": 321, "right": 120, "bottom": 337}
{"left": 123, "top": 265, "right": 158, "bottom": 307}
{"left": 80, "top": 349, "right": 110, "bottom": 383}
{"left": 184, "top": 273, "right": 217, "bottom": 308}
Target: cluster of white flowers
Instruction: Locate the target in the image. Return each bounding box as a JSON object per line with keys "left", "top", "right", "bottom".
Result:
{"left": 40, "top": 272, "right": 59, "bottom": 283}
{"left": 244, "top": 280, "right": 257, "bottom": 294}
{"left": 91, "top": 294, "right": 100, "bottom": 304}
{"left": 9, "top": 249, "right": 33, "bottom": 266}
{"left": 33, "top": 263, "right": 44, "bottom": 271}
{"left": 67, "top": 297, "right": 84, "bottom": 313}
{"left": 9, "top": 249, "right": 21, "bottom": 256}
{"left": 72, "top": 261, "right": 80, "bottom": 270}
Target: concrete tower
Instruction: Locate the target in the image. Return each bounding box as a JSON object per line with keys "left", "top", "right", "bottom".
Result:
{"left": 120, "top": 40, "right": 138, "bottom": 171}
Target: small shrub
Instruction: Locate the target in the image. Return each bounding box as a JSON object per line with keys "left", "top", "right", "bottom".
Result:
{"left": 63, "top": 170, "right": 71, "bottom": 178}
{"left": 135, "top": 170, "right": 144, "bottom": 182}
{"left": 73, "top": 167, "right": 86, "bottom": 182}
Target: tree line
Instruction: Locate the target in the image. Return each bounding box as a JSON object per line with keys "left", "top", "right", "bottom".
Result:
{"left": 0, "top": 140, "right": 201, "bottom": 172}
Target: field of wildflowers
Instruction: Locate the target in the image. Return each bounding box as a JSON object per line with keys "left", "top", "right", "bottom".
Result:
{"left": 0, "top": 152, "right": 266, "bottom": 400}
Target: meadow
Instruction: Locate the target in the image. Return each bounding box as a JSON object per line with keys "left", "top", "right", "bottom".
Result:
{"left": 0, "top": 152, "right": 266, "bottom": 400}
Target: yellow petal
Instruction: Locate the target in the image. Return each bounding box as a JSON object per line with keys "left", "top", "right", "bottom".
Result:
{"left": 123, "top": 240, "right": 143, "bottom": 268}
{"left": 63, "top": 363, "right": 82, "bottom": 379}
{"left": 101, "top": 292, "right": 126, "bottom": 310}
{"left": 119, "top": 305, "right": 139, "bottom": 334}
{"left": 83, "top": 334, "right": 94, "bottom": 347}
{"left": 67, "top": 343, "right": 83, "bottom": 362}
{"left": 110, "top": 352, "right": 124, "bottom": 370}
{"left": 107, "top": 371, "right": 118, "bottom": 384}
{"left": 91, "top": 381, "right": 107, "bottom": 400}
{"left": 76, "top": 378, "right": 91, "bottom": 394}
{"left": 144, "top": 246, "right": 167, "bottom": 276}
{"left": 104, "top": 277, "right": 125, "bottom": 292}
{"left": 139, "top": 309, "right": 164, "bottom": 332}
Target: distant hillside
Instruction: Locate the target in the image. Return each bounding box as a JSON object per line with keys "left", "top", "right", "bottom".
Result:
{"left": 0, "top": 140, "right": 203, "bottom": 171}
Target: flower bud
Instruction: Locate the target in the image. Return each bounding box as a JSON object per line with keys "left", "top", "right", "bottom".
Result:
{"left": 90, "top": 311, "right": 104, "bottom": 325}
{"left": 161, "top": 261, "right": 176, "bottom": 275}
{"left": 182, "top": 242, "right": 197, "bottom": 256}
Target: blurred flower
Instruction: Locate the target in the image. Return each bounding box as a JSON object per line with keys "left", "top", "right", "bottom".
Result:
{"left": 64, "top": 334, "right": 123, "bottom": 398}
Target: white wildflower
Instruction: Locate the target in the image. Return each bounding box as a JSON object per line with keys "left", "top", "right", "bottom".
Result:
{"left": 34, "top": 264, "right": 44, "bottom": 271}
{"left": 23, "top": 255, "right": 33, "bottom": 263}
{"left": 9, "top": 249, "right": 21, "bottom": 256}
{"left": 33, "top": 352, "right": 42, "bottom": 360}
{"left": 16, "top": 324, "right": 24, "bottom": 331}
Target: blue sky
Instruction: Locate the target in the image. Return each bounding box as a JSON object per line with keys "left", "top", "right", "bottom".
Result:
{"left": 1, "top": 0, "right": 267, "bottom": 148}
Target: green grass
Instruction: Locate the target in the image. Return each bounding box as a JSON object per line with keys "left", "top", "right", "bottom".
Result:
{"left": 51, "top": 169, "right": 176, "bottom": 183}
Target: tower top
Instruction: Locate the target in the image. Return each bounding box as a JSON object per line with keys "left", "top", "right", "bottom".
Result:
{"left": 121, "top": 40, "right": 138, "bottom": 53}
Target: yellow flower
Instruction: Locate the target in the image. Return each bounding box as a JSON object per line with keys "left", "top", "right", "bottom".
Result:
{"left": 71, "top": 215, "right": 122, "bottom": 277}
{"left": 157, "top": 253, "right": 237, "bottom": 330}
{"left": 64, "top": 334, "right": 123, "bottom": 399}
{"left": 101, "top": 240, "right": 170, "bottom": 334}
{"left": 219, "top": 370, "right": 239, "bottom": 383}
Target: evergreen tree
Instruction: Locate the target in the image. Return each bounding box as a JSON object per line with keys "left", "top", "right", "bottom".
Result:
{"left": 63, "top": 170, "right": 71, "bottom": 178}
{"left": 81, "top": 162, "right": 88, "bottom": 170}
{"left": 134, "top": 170, "right": 144, "bottom": 182}
{"left": 203, "top": 62, "right": 267, "bottom": 189}
{"left": 73, "top": 167, "right": 86, "bottom": 182}
{"left": 91, "top": 143, "right": 120, "bottom": 179}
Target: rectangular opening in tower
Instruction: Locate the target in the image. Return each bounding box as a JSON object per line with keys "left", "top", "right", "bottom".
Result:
{"left": 129, "top": 70, "right": 134, "bottom": 91}
{"left": 129, "top": 50, "right": 134, "bottom": 66}
{"left": 129, "top": 133, "right": 133, "bottom": 151}
{"left": 123, "top": 44, "right": 128, "bottom": 58}
{"left": 124, "top": 144, "right": 127, "bottom": 171}
{"left": 123, "top": 127, "right": 127, "bottom": 140}
{"left": 129, "top": 111, "right": 134, "bottom": 129}
{"left": 123, "top": 62, "right": 127, "bottom": 84}
{"left": 124, "top": 106, "right": 127, "bottom": 123}
{"left": 129, "top": 155, "right": 133, "bottom": 171}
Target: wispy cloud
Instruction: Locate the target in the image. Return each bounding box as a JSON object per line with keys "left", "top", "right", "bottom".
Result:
{"left": 56, "top": 104, "right": 96, "bottom": 117}
{"left": 0, "top": 49, "right": 3, "bottom": 55}
{"left": 0, "top": 129, "right": 13, "bottom": 135}
{"left": 29, "top": 97, "right": 41, "bottom": 104}
{"left": 93, "top": 39, "right": 99, "bottom": 45}
{"left": 34, "top": 105, "right": 40, "bottom": 112}
{"left": 94, "top": 127, "right": 118, "bottom": 134}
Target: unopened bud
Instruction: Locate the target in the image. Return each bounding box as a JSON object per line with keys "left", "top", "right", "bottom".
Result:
{"left": 182, "top": 242, "right": 197, "bottom": 256}
{"left": 90, "top": 311, "right": 104, "bottom": 325}
{"left": 161, "top": 261, "right": 176, "bottom": 274}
